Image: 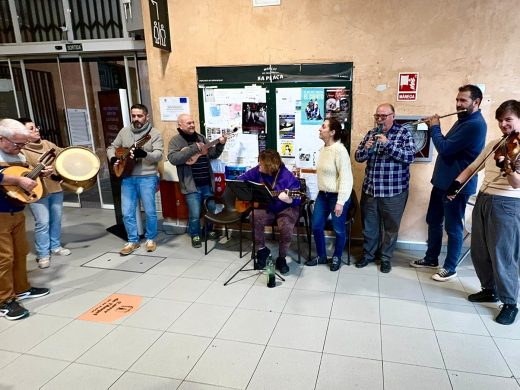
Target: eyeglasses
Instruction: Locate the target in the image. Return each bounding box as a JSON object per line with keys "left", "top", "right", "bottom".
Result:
{"left": 373, "top": 113, "right": 393, "bottom": 120}
{"left": 0, "top": 137, "right": 28, "bottom": 147}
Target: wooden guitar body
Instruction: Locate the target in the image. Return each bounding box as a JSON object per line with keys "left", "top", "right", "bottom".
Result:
{"left": 113, "top": 147, "right": 136, "bottom": 178}
{"left": 0, "top": 166, "right": 44, "bottom": 204}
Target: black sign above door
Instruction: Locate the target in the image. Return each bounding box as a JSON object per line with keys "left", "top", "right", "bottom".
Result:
{"left": 148, "top": 0, "right": 171, "bottom": 52}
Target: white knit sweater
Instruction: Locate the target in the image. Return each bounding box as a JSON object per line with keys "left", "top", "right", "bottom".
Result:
{"left": 316, "top": 141, "right": 353, "bottom": 205}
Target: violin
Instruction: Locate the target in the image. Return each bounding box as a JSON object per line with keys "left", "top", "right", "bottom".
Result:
{"left": 493, "top": 131, "right": 520, "bottom": 176}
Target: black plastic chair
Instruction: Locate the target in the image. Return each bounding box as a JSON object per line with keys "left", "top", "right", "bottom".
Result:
{"left": 344, "top": 190, "right": 359, "bottom": 265}
{"left": 203, "top": 187, "right": 252, "bottom": 257}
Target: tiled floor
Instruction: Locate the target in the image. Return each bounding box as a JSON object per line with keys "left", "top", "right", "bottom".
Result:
{"left": 1, "top": 207, "right": 519, "bottom": 389}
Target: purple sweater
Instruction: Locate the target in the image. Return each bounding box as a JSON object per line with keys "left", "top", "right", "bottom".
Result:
{"left": 239, "top": 165, "right": 301, "bottom": 214}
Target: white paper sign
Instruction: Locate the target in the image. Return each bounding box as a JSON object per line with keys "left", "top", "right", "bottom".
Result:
{"left": 159, "top": 97, "right": 190, "bottom": 121}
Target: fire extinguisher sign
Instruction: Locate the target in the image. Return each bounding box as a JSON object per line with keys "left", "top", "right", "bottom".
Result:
{"left": 397, "top": 72, "right": 418, "bottom": 101}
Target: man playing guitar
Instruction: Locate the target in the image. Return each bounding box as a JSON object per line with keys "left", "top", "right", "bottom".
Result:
{"left": 168, "top": 113, "right": 227, "bottom": 248}
{"left": 239, "top": 149, "right": 302, "bottom": 274}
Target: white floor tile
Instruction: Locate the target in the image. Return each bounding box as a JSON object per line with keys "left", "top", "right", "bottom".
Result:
{"left": 168, "top": 303, "right": 234, "bottom": 337}
{"left": 147, "top": 258, "right": 197, "bottom": 277}
{"left": 383, "top": 362, "right": 452, "bottom": 390}
{"left": 196, "top": 281, "right": 251, "bottom": 307}
{"left": 269, "top": 313, "right": 328, "bottom": 352}
{"left": 39, "top": 289, "right": 112, "bottom": 318}
{"left": 178, "top": 381, "right": 236, "bottom": 389}
{"left": 336, "top": 273, "right": 379, "bottom": 296}
{"left": 77, "top": 325, "right": 162, "bottom": 370}
{"left": 181, "top": 261, "right": 230, "bottom": 281}
{"left": 116, "top": 273, "right": 175, "bottom": 297}
{"left": 331, "top": 293, "right": 380, "bottom": 323}
{"left": 130, "top": 332, "right": 212, "bottom": 379}
{"left": 380, "top": 298, "right": 432, "bottom": 329}
{"left": 110, "top": 372, "right": 181, "bottom": 389}
{"left": 379, "top": 277, "right": 424, "bottom": 301}
{"left": 41, "top": 363, "right": 123, "bottom": 390}
{"left": 324, "top": 319, "right": 381, "bottom": 359}
{"left": 316, "top": 354, "right": 383, "bottom": 390}
{"left": 283, "top": 289, "right": 334, "bottom": 317}
{"left": 238, "top": 285, "right": 292, "bottom": 312}
{"left": 437, "top": 331, "right": 512, "bottom": 376}
{"left": 157, "top": 277, "right": 212, "bottom": 302}
{"left": 0, "top": 314, "right": 71, "bottom": 352}
{"left": 495, "top": 337, "right": 520, "bottom": 378}
{"left": 186, "top": 338, "right": 264, "bottom": 389}
{"left": 474, "top": 304, "right": 520, "bottom": 339}
{"left": 0, "top": 350, "right": 20, "bottom": 369}
{"left": 381, "top": 325, "right": 444, "bottom": 368}
{"left": 28, "top": 319, "right": 115, "bottom": 361}
{"left": 0, "top": 355, "right": 69, "bottom": 389}
{"left": 217, "top": 308, "right": 279, "bottom": 344}
{"left": 420, "top": 278, "right": 473, "bottom": 306}
{"left": 121, "top": 298, "right": 189, "bottom": 330}
{"left": 448, "top": 370, "right": 520, "bottom": 390}
{"left": 294, "top": 266, "right": 339, "bottom": 292}
{"left": 248, "top": 346, "right": 321, "bottom": 390}
{"left": 427, "top": 301, "right": 488, "bottom": 335}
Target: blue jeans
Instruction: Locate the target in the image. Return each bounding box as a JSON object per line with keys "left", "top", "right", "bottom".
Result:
{"left": 121, "top": 175, "right": 159, "bottom": 243}
{"left": 29, "top": 191, "right": 64, "bottom": 258}
{"left": 312, "top": 191, "right": 350, "bottom": 259}
{"left": 360, "top": 191, "right": 408, "bottom": 262}
{"left": 185, "top": 184, "right": 216, "bottom": 237}
{"left": 425, "top": 186, "right": 470, "bottom": 272}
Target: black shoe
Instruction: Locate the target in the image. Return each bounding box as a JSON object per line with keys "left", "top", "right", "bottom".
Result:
{"left": 305, "top": 256, "right": 327, "bottom": 266}
{"left": 191, "top": 235, "right": 202, "bottom": 248}
{"left": 16, "top": 287, "right": 50, "bottom": 301}
{"left": 468, "top": 289, "right": 499, "bottom": 303}
{"left": 380, "top": 261, "right": 392, "bottom": 273}
{"left": 275, "top": 257, "right": 289, "bottom": 274}
{"left": 330, "top": 256, "right": 341, "bottom": 272}
{"left": 495, "top": 304, "right": 518, "bottom": 325}
{"left": 255, "top": 247, "right": 270, "bottom": 270}
{"left": 0, "top": 299, "right": 29, "bottom": 320}
{"left": 355, "top": 257, "right": 372, "bottom": 268}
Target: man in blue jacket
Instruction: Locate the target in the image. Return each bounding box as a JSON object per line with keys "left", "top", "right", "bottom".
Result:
{"left": 410, "top": 85, "right": 487, "bottom": 281}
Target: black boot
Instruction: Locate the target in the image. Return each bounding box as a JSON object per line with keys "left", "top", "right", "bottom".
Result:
{"left": 255, "top": 247, "right": 270, "bottom": 270}
{"left": 276, "top": 257, "right": 289, "bottom": 274}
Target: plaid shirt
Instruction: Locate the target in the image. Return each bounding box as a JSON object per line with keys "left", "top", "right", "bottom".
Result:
{"left": 355, "top": 122, "right": 415, "bottom": 197}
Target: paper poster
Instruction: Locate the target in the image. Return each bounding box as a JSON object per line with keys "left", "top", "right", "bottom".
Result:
{"left": 301, "top": 88, "right": 324, "bottom": 125}
{"left": 280, "top": 140, "right": 294, "bottom": 157}
{"left": 159, "top": 96, "right": 189, "bottom": 121}
{"left": 242, "top": 102, "right": 266, "bottom": 133}
{"left": 325, "top": 88, "right": 350, "bottom": 123}
{"left": 279, "top": 114, "right": 295, "bottom": 139}
{"left": 79, "top": 294, "right": 143, "bottom": 323}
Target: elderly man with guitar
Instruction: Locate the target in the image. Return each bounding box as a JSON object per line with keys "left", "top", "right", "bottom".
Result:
{"left": 0, "top": 118, "right": 52, "bottom": 321}
{"left": 107, "top": 104, "right": 164, "bottom": 256}
{"left": 168, "top": 113, "right": 227, "bottom": 248}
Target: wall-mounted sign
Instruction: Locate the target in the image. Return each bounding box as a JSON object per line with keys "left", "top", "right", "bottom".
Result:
{"left": 397, "top": 72, "right": 418, "bottom": 101}
{"left": 65, "top": 43, "right": 83, "bottom": 52}
{"left": 149, "top": 0, "right": 171, "bottom": 52}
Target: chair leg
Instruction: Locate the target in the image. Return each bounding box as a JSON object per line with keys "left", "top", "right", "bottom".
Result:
{"left": 305, "top": 211, "right": 312, "bottom": 261}
{"left": 239, "top": 221, "right": 243, "bottom": 258}
{"left": 204, "top": 218, "right": 208, "bottom": 255}
{"left": 296, "top": 225, "right": 301, "bottom": 264}
{"left": 225, "top": 225, "right": 229, "bottom": 240}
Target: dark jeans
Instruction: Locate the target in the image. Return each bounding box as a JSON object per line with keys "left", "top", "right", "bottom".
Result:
{"left": 424, "top": 186, "right": 469, "bottom": 272}
{"left": 360, "top": 191, "right": 408, "bottom": 262}
{"left": 312, "top": 191, "right": 350, "bottom": 259}
{"left": 185, "top": 184, "right": 215, "bottom": 237}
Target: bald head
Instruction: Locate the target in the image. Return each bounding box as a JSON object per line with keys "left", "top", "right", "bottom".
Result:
{"left": 177, "top": 113, "right": 196, "bottom": 135}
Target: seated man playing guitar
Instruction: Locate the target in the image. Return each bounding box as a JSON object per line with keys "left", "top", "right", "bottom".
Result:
{"left": 0, "top": 118, "right": 53, "bottom": 321}
{"left": 168, "top": 113, "right": 227, "bottom": 248}
{"left": 239, "top": 149, "right": 302, "bottom": 274}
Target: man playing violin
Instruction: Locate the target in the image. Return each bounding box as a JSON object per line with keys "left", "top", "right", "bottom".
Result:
{"left": 107, "top": 104, "right": 164, "bottom": 255}
{"left": 447, "top": 100, "right": 520, "bottom": 325}
{"left": 168, "top": 113, "right": 226, "bottom": 248}
{"left": 239, "top": 149, "right": 301, "bottom": 274}
{"left": 0, "top": 118, "right": 52, "bottom": 321}
{"left": 410, "top": 85, "right": 487, "bottom": 282}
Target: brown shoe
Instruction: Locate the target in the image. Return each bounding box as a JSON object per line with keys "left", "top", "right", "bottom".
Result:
{"left": 120, "top": 242, "right": 140, "bottom": 255}
{"left": 145, "top": 240, "right": 156, "bottom": 252}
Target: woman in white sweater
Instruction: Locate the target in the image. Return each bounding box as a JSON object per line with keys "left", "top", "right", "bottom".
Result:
{"left": 305, "top": 118, "right": 353, "bottom": 271}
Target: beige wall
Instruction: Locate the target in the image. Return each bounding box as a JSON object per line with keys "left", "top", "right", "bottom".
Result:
{"left": 142, "top": 0, "right": 520, "bottom": 243}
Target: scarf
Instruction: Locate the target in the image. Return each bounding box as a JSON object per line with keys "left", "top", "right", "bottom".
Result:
{"left": 178, "top": 128, "right": 199, "bottom": 143}
{"left": 131, "top": 121, "right": 152, "bottom": 135}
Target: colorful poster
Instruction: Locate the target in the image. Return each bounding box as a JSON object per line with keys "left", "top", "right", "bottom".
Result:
{"left": 280, "top": 140, "right": 294, "bottom": 157}
{"left": 325, "top": 88, "right": 350, "bottom": 123}
{"left": 301, "top": 88, "right": 324, "bottom": 125}
{"left": 278, "top": 114, "right": 295, "bottom": 139}
{"left": 242, "top": 102, "right": 266, "bottom": 133}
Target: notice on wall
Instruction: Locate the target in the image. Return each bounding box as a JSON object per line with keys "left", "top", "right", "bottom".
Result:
{"left": 159, "top": 96, "right": 190, "bottom": 121}
{"left": 397, "top": 72, "right": 419, "bottom": 101}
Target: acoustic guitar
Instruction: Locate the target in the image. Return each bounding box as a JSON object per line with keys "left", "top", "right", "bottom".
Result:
{"left": 184, "top": 128, "right": 238, "bottom": 165}
{"left": 0, "top": 148, "right": 56, "bottom": 205}
{"left": 113, "top": 130, "right": 151, "bottom": 178}
{"left": 270, "top": 189, "right": 306, "bottom": 200}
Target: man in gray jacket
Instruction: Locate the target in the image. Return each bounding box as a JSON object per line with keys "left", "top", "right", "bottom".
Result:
{"left": 168, "top": 113, "right": 226, "bottom": 248}
{"left": 107, "top": 104, "right": 163, "bottom": 255}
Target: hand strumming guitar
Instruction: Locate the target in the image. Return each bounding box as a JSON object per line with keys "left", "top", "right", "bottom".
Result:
{"left": 17, "top": 176, "right": 37, "bottom": 192}
{"left": 40, "top": 165, "right": 54, "bottom": 178}
{"left": 278, "top": 190, "right": 293, "bottom": 204}
{"left": 219, "top": 135, "right": 227, "bottom": 144}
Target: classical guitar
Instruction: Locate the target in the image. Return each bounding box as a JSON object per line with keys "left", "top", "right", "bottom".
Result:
{"left": 0, "top": 148, "right": 56, "bottom": 204}
{"left": 270, "top": 189, "right": 306, "bottom": 200}
{"left": 184, "top": 128, "right": 238, "bottom": 165}
{"left": 113, "top": 130, "right": 152, "bottom": 178}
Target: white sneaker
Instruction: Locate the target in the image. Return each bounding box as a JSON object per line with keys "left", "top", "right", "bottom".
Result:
{"left": 37, "top": 256, "right": 51, "bottom": 269}
{"left": 51, "top": 247, "right": 71, "bottom": 256}
{"left": 431, "top": 268, "right": 457, "bottom": 282}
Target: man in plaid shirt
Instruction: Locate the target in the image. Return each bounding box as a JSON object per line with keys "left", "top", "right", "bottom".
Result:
{"left": 354, "top": 103, "right": 416, "bottom": 273}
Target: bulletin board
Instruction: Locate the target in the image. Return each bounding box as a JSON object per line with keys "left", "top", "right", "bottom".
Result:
{"left": 196, "top": 63, "right": 353, "bottom": 171}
